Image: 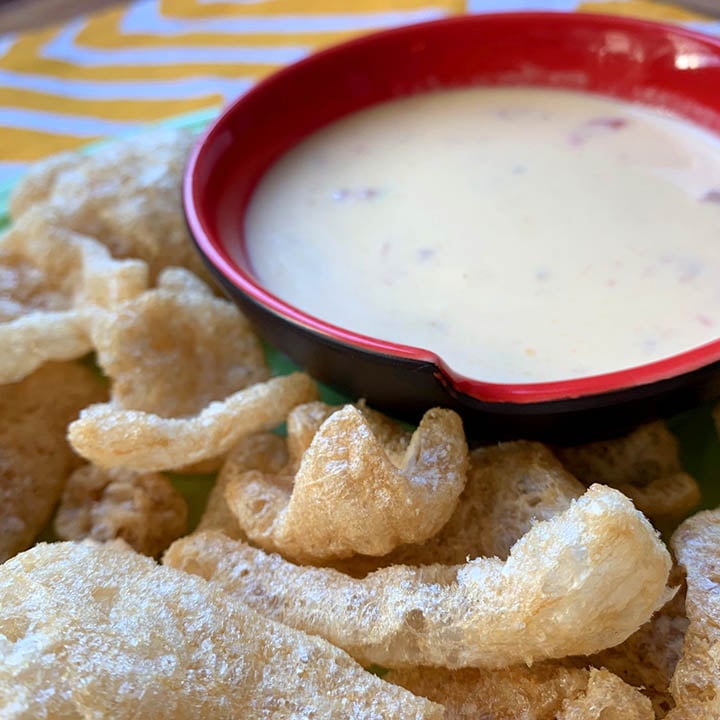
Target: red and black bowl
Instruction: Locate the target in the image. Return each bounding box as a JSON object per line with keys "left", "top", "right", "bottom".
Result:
{"left": 184, "top": 11, "right": 720, "bottom": 443}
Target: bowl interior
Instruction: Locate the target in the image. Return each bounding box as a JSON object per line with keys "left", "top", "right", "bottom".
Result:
{"left": 186, "top": 11, "right": 720, "bottom": 404}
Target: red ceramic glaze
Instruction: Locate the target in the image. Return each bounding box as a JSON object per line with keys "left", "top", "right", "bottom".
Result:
{"left": 185, "top": 12, "right": 720, "bottom": 411}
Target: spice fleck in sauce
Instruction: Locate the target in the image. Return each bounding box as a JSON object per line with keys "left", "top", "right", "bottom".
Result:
{"left": 245, "top": 87, "right": 720, "bottom": 383}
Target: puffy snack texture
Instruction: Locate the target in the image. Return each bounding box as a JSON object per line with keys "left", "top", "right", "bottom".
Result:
{"left": 0, "top": 208, "right": 148, "bottom": 383}
{"left": 0, "top": 362, "right": 107, "bottom": 562}
{"left": 386, "top": 665, "right": 653, "bottom": 720}
{"left": 88, "top": 268, "right": 268, "bottom": 418}
{"left": 333, "top": 440, "right": 584, "bottom": 577}
{"left": 9, "top": 129, "right": 208, "bottom": 282}
{"left": 556, "top": 421, "right": 700, "bottom": 529}
{"left": 224, "top": 404, "right": 468, "bottom": 562}
{"left": 0, "top": 542, "right": 444, "bottom": 720}
{"left": 665, "top": 509, "right": 720, "bottom": 719}
{"left": 164, "top": 486, "right": 673, "bottom": 669}
{"left": 68, "top": 373, "right": 319, "bottom": 472}
{"left": 54, "top": 465, "right": 187, "bottom": 556}
{"left": 196, "top": 433, "right": 288, "bottom": 539}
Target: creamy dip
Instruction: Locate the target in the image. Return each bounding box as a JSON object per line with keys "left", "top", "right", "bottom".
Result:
{"left": 244, "top": 87, "right": 720, "bottom": 383}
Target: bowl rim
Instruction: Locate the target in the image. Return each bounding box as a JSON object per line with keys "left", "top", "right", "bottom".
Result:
{"left": 184, "top": 10, "right": 720, "bottom": 405}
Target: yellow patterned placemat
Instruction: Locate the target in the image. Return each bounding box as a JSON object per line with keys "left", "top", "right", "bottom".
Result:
{"left": 0, "top": 0, "right": 717, "bottom": 184}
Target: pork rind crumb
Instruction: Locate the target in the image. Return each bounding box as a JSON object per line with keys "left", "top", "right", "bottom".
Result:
{"left": 9, "top": 129, "right": 208, "bottom": 282}
{"left": 0, "top": 541, "right": 443, "bottom": 719}
{"left": 0, "top": 208, "right": 147, "bottom": 383}
{"left": 556, "top": 421, "right": 700, "bottom": 530}
{"left": 54, "top": 464, "right": 187, "bottom": 556}
{"left": 224, "top": 403, "right": 468, "bottom": 562}
{"left": 0, "top": 361, "right": 107, "bottom": 562}
{"left": 665, "top": 508, "right": 720, "bottom": 719}
{"left": 165, "top": 486, "right": 673, "bottom": 669}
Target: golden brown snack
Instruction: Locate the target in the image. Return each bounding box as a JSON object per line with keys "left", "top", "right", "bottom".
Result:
{"left": 0, "top": 208, "right": 148, "bottom": 383}
{"left": 387, "top": 665, "right": 653, "bottom": 720}
{"left": 9, "top": 129, "right": 208, "bottom": 281}
{"left": 333, "top": 440, "right": 584, "bottom": 577}
{"left": 89, "top": 268, "right": 268, "bottom": 418}
{"left": 196, "top": 433, "right": 288, "bottom": 539}
{"left": 664, "top": 509, "right": 720, "bottom": 719}
{"left": 0, "top": 362, "right": 107, "bottom": 563}
{"left": 590, "top": 564, "right": 688, "bottom": 718}
{"left": 555, "top": 421, "right": 700, "bottom": 529}
{"left": 225, "top": 404, "right": 468, "bottom": 562}
{"left": 54, "top": 465, "right": 187, "bottom": 556}
{"left": 68, "top": 373, "right": 319, "bottom": 472}
{"left": 165, "top": 486, "right": 673, "bottom": 669}
{"left": 0, "top": 541, "right": 444, "bottom": 720}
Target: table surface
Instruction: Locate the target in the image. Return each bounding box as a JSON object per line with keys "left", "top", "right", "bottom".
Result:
{"left": 1, "top": 0, "right": 719, "bottom": 33}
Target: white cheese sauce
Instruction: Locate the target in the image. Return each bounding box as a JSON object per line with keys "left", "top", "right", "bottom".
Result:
{"left": 244, "top": 87, "right": 720, "bottom": 383}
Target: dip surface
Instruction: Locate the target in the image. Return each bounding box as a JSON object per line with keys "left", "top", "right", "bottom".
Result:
{"left": 244, "top": 87, "right": 720, "bottom": 383}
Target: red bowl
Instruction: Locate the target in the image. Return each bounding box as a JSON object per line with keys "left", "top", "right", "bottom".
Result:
{"left": 184, "top": 11, "right": 720, "bottom": 442}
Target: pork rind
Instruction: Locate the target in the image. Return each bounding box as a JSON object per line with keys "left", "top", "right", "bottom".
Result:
{"left": 196, "top": 433, "right": 288, "bottom": 539}
{"left": 386, "top": 665, "right": 653, "bottom": 720}
{"left": 556, "top": 421, "right": 700, "bottom": 529}
{"left": 0, "top": 361, "right": 107, "bottom": 563}
{"left": 54, "top": 464, "right": 187, "bottom": 556}
{"left": 590, "top": 564, "right": 688, "bottom": 717}
{"left": 333, "top": 440, "right": 584, "bottom": 577}
{"left": 68, "top": 372, "right": 319, "bottom": 471}
{"left": 0, "top": 541, "right": 443, "bottom": 720}
{"left": 0, "top": 208, "right": 148, "bottom": 383}
{"left": 165, "top": 485, "right": 673, "bottom": 669}
{"left": 88, "top": 268, "right": 268, "bottom": 418}
{"left": 224, "top": 403, "right": 468, "bottom": 562}
{"left": 9, "top": 128, "right": 208, "bottom": 282}
{"left": 664, "top": 509, "right": 720, "bottom": 719}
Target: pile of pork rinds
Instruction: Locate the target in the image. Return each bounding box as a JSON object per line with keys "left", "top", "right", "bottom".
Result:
{"left": 1, "top": 129, "right": 719, "bottom": 720}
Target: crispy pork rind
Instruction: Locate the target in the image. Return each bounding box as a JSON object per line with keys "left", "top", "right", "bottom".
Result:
{"left": 0, "top": 208, "right": 148, "bottom": 383}
{"left": 165, "top": 485, "right": 673, "bottom": 669}
{"left": 88, "top": 268, "right": 268, "bottom": 418}
{"left": 9, "top": 129, "right": 208, "bottom": 282}
{"left": 556, "top": 421, "right": 700, "bottom": 529}
{"left": 386, "top": 665, "right": 653, "bottom": 720}
{"left": 590, "top": 563, "right": 688, "bottom": 718}
{"left": 224, "top": 403, "right": 468, "bottom": 562}
{"left": 54, "top": 464, "right": 187, "bottom": 556}
{"left": 664, "top": 509, "right": 720, "bottom": 719}
{"left": 0, "top": 541, "right": 443, "bottom": 720}
{"left": 0, "top": 362, "right": 107, "bottom": 563}
{"left": 196, "top": 433, "right": 288, "bottom": 539}
{"left": 68, "top": 372, "right": 319, "bottom": 472}
{"left": 333, "top": 440, "right": 584, "bottom": 577}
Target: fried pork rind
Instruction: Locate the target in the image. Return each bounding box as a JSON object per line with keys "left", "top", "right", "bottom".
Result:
{"left": 556, "top": 421, "right": 700, "bottom": 530}
{"left": 0, "top": 362, "right": 107, "bottom": 563}
{"left": 0, "top": 208, "right": 148, "bottom": 383}
{"left": 196, "top": 433, "right": 288, "bottom": 538}
{"left": 9, "top": 129, "right": 208, "bottom": 282}
{"left": 54, "top": 464, "right": 187, "bottom": 556}
{"left": 0, "top": 541, "right": 444, "bottom": 720}
{"left": 333, "top": 440, "right": 584, "bottom": 577}
{"left": 386, "top": 665, "right": 653, "bottom": 720}
{"left": 224, "top": 404, "right": 468, "bottom": 562}
{"left": 664, "top": 509, "right": 720, "bottom": 719}
{"left": 88, "top": 268, "right": 268, "bottom": 418}
{"left": 590, "top": 564, "right": 688, "bottom": 717}
{"left": 68, "top": 372, "right": 319, "bottom": 472}
{"left": 165, "top": 485, "right": 673, "bottom": 669}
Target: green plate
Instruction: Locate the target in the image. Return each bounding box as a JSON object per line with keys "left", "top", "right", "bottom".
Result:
{"left": 2, "top": 109, "right": 718, "bottom": 537}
